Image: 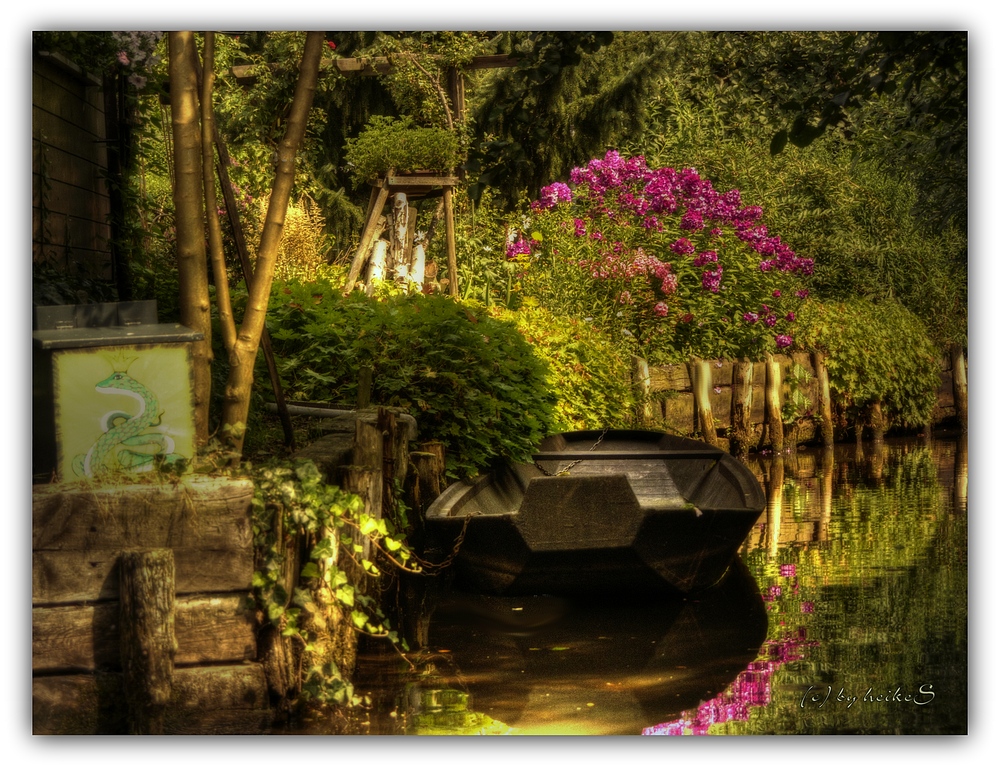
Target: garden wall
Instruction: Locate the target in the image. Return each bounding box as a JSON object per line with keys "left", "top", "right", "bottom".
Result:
{"left": 31, "top": 477, "right": 268, "bottom": 734}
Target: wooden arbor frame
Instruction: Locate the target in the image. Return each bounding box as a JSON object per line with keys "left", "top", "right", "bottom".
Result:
{"left": 342, "top": 172, "right": 460, "bottom": 297}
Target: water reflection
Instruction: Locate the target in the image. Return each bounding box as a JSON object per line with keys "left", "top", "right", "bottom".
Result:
{"left": 647, "top": 438, "right": 967, "bottom": 735}
{"left": 393, "top": 557, "right": 767, "bottom": 735}
{"left": 322, "top": 438, "right": 967, "bottom": 735}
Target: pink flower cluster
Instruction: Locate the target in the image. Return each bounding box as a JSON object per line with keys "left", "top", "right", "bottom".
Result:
{"left": 531, "top": 182, "right": 573, "bottom": 211}
{"left": 524, "top": 150, "right": 813, "bottom": 355}
{"left": 506, "top": 238, "right": 533, "bottom": 260}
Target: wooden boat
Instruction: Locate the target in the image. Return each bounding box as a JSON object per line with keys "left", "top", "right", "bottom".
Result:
{"left": 423, "top": 429, "right": 765, "bottom": 596}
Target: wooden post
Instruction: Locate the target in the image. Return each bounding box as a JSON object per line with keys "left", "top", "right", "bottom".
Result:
{"left": 818, "top": 446, "right": 834, "bottom": 542}
{"left": 344, "top": 179, "right": 391, "bottom": 294}
{"left": 357, "top": 365, "right": 373, "bottom": 409}
{"left": 338, "top": 466, "right": 378, "bottom": 592}
{"left": 812, "top": 351, "right": 834, "bottom": 448}
{"left": 730, "top": 358, "right": 755, "bottom": 460}
{"left": 631, "top": 356, "right": 652, "bottom": 426}
{"left": 687, "top": 357, "right": 720, "bottom": 448}
{"left": 950, "top": 344, "right": 968, "bottom": 434}
{"left": 443, "top": 186, "right": 458, "bottom": 298}
{"left": 955, "top": 435, "right": 968, "bottom": 514}
{"left": 119, "top": 548, "right": 177, "bottom": 735}
{"left": 870, "top": 399, "right": 888, "bottom": 444}
{"left": 761, "top": 353, "right": 785, "bottom": 453}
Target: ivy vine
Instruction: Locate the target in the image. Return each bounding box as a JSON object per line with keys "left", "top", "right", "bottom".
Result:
{"left": 251, "top": 458, "right": 418, "bottom": 706}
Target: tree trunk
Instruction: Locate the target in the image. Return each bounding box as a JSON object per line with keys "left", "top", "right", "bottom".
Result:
{"left": 200, "top": 32, "right": 237, "bottom": 354}
{"left": 119, "top": 548, "right": 177, "bottom": 735}
{"left": 219, "top": 32, "right": 325, "bottom": 458}
{"left": 730, "top": 358, "right": 754, "bottom": 460}
{"left": 443, "top": 186, "right": 458, "bottom": 297}
{"left": 169, "top": 32, "right": 212, "bottom": 443}
{"left": 950, "top": 344, "right": 968, "bottom": 434}
{"left": 761, "top": 352, "right": 784, "bottom": 453}
{"left": 812, "top": 350, "right": 835, "bottom": 448}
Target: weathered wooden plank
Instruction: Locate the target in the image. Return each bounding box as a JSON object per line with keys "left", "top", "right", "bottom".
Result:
{"left": 32, "top": 672, "right": 128, "bottom": 734}
{"left": 32, "top": 594, "right": 256, "bottom": 673}
{"left": 32, "top": 476, "right": 254, "bottom": 552}
{"left": 648, "top": 364, "right": 690, "bottom": 393}
{"left": 385, "top": 175, "right": 460, "bottom": 188}
{"left": 33, "top": 546, "right": 253, "bottom": 605}
{"left": 32, "top": 665, "right": 271, "bottom": 735}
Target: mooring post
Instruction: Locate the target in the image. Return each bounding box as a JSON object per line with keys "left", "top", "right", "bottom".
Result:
{"left": 631, "top": 356, "right": 652, "bottom": 426}
{"left": 119, "top": 547, "right": 177, "bottom": 734}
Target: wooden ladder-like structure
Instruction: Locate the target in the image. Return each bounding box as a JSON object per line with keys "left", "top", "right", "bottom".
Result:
{"left": 342, "top": 172, "right": 460, "bottom": 296}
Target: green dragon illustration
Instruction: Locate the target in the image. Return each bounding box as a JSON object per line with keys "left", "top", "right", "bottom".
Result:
{"left": 72, "top": 359, "right": 185, "bottom": 477}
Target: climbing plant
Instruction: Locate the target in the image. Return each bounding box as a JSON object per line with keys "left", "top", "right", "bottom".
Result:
{"left": 251, "top": 458, "right": 415, "bottom": 706}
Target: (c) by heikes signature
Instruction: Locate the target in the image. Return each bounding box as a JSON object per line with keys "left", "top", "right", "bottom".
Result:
{"left": 800, "top": 684, "right": 936, "bottom": 709}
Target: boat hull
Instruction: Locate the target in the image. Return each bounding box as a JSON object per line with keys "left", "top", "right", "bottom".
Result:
{"left": 424, "top": 430, "right": 765, "bottom": 596}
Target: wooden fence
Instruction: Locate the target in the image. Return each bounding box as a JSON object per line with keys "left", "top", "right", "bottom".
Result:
{"left": 633, "top": 352, "right": 962, "bottom": 449}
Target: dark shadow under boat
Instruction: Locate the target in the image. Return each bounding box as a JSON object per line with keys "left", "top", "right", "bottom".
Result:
{"left": 412, "top": 557, "right": 769, "bottom": 734}
{"left": 424, "top": 430, "right": 766, "bottom": 597}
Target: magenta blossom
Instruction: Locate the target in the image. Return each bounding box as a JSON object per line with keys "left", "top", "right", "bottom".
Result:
{"left": 505, "top": 238, "right": 532, "bottom": 260}
{"left": 532, "top": 182, "right": 573, "bottom": 210}
{"left": 775, "top": 334, "right": 793, "bottom": 349}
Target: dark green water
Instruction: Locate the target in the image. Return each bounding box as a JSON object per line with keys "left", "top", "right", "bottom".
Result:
{"left": 296, "top": 437, "right": 968, "bottom": 735}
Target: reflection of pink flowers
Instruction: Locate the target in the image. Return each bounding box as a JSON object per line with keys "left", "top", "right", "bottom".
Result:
{"left": 779, "top": 564, "right": 796, "bottom": 578}
{"left": 766, "top": 585, "right": 782, "bottom": 601}
{"left": 801, "top": 602, "right": 814, "bottom": 614}
{"left": 644, "top": 630, "right": 819, "bottom": 736}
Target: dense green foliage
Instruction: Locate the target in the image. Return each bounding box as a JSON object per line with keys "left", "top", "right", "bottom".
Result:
{"left": 796, "top": 298, "right": 941, "bottom": 429}
{"left": 343, "top": 115, "right": 462, "bottom": 185}
{"left": 264, "top": 280, "right": 556, "bottom": 479}
{"left": 629, "top": 79, "right": 967, "bottom": 348}
{"left": 486, "top": 305, "right": 637, "bottom": 432}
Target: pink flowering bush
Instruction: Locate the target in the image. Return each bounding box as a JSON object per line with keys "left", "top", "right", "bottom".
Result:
{"left": 510, "top": 151, "right": 814, "bottom": 362}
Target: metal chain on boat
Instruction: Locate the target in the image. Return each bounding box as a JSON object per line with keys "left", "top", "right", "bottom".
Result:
{"left": 533, "top": 427, "right": 609, "bottom": 477}
{"left": 409, "top": 514, "right": 471, "bottom": 575}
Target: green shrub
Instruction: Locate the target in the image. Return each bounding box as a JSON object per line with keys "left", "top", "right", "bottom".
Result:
{"left": 487, "top": 304, "right": 637, "bottom": 432}
{"left": 343, "top": 115, "right": 461, "bottom": 186}
{"left": 796, "top": 297, "right": 940, "bottom": 429}
{"left": 265, "top": 280, "right": 555, "bottom": 479}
